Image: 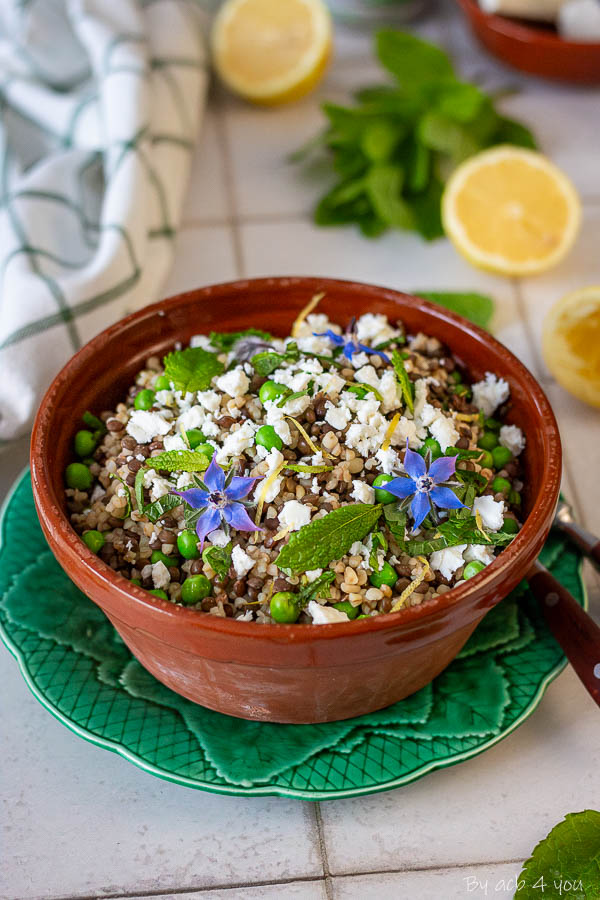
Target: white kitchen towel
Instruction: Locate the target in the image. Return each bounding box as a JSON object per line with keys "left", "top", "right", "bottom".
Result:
{"left": 0, "top": 0, "right": 209, "bottom": 443}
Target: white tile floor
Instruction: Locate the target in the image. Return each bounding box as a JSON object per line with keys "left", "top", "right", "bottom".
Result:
{"left": 2, "top": 4, "right": 600, "bottom": 900}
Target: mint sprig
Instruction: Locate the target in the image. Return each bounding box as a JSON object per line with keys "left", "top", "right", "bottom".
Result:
{"left": 202, "top": 543, "right": 232, "bottom": 580}
{"left": 276, "top": 504, "right": 382, "bottom": 574}
{"left": 144, "top": 449, "right": 210, "bottom": 473}
{"left": 163, "top": 347, "right": 224, "bottom": 393}
{"left": 517, "top": 810, "right": 600, "bottom": 898}
{"left": 391, "top": 350, "right": 414, "bottom": 413}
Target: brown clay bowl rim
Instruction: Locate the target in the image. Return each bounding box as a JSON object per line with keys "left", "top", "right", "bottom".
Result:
{"left": 31, "top": 276, "right": 561, "bottom": 642}
{"left": 457, "top": 0, "right": 600, "bottom": 49}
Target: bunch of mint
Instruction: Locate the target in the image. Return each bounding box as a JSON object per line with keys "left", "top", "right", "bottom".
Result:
{"left": 294, "top": 30, "right": 536, "bottom": 241}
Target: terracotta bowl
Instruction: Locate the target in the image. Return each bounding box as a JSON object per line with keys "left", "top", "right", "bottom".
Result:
{"left": 457, "top": 0, "right": 600, "bottom": 84}
{"left": 31, "top": 278, "right": 561, "bottom": 723}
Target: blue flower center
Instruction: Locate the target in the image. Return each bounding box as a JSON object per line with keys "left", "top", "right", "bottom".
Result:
{"left": 415, "top": 475, "right": 434, "bottom": 494}
{"left": 209, "top": 491, "right": 226, "bottom": 507}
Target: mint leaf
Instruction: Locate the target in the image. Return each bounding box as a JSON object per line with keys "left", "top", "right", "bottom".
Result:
{"left": 297, "top": 571, "right": 336, "bottom": 607}
{"left": 202, "top": 543, "right": 232, "bottom": 580}
{"left": 276, "top": 504, "right": 383, "bottom": 574}
{"left": 163, "top": 347, "right": 224, "bottom": 393}
{"left": 416, "top": 291, "right": 494, "bottom": 330}
{"left": 251, "top": 342, "right": 300, "bottom": 377}
{"left": 517, "top": 810, "right": 600, "bottom": 899}
{"left": 209, "top": 328, "right": 272, "bottom": 352}
{"left": 383, "top": 504, "right": 408, "bottom": 542}
{"left": 134, "top": 467, "right": 146, "bottom": 514}
{"left": 376, "top": 29, "right": 454, "bottom": 87}
{"left": 144, "top": 493, "right": 182, "bottom": 524}
{"left": 369, "top": 531, "right": 388, "bottom": 572}
{"left": 391, "top": 349, "right": 414, "bottom": 413}
{"left": 365, "top": 163, "right": 413, "bottom": 229}
{"left": 144, "top": 450, "right": 210, "bottom": 473}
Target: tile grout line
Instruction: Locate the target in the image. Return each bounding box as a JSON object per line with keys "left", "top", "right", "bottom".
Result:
{"left": 314, "top": 802, "right": 334, "bottom": 900}
{"left": 212, "top": 103, "right": 246, "bottom": 278}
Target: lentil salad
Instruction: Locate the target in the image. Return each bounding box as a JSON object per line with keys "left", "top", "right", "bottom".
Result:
{"left": 65, "top": 297, "right": 526, "bottom": 624}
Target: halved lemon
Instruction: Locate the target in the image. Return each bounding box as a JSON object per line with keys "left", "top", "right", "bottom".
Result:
{"left": 211, "top": 0, "right": 332, "bottom": 105}
{"left": 542, "top": 286, "right": 600, "bottom": 408}
{"left": 442, "top": 146, "right": 581, "bottom": 276}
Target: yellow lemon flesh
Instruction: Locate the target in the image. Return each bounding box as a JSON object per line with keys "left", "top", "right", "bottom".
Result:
{"left": 543, "top": 286, "right": 600, "bottom": 408}
{"left": 211, "top": 0, "right": 332, "bottom": 105}
{"left": 442, "top": 146, "right": 581, "bottom": 276}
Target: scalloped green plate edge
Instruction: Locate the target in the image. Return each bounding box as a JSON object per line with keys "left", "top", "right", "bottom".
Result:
{"left": 0, "top": 470, "right": 587, "bottom": 801}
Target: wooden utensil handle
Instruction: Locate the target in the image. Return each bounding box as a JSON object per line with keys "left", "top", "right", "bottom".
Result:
{"left": 529, "top": 560, "right": 600, "bottom": 708}
{"left": 554, "top": 519, "right": 600, "bottom": 571}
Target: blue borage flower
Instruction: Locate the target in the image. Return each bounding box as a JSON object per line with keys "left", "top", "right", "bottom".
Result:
{"left": 383, "top": 442, "right": 465, "bottom": 531}
{"left": 313, "top": 317, "right": 390, "bottom": 363}
{"left": 173, "top": 454, "right": 261, "bottom": 546}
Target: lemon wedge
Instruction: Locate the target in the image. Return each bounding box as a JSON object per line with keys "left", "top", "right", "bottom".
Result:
{"left": 542, "top": 286, "right": 600, "bottom": 408}
{"left": 442, "top": 146, "right": 581, "bottom": 276}
{"left": 211, "top": 0, "right": 332, "bottom": 105}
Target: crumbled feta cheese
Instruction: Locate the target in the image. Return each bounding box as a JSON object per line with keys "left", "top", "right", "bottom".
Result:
{"left": 293, "top": 313, "right": 340, "bottom": 338}
{"left": 176, "top": 472, "right": 194, "bottom": 489}
{"left": 152, "top": 560, "right": 171, "bottom": 589}
{"left": 314, "top": 371, "right": 345, "bottom": 396}
{"left": 413, "top": 378, "right": 432, "bottom": 422}
{"left": 208, "top": 529, "right": 229, "bottom": 547}
{"left": 196, "top": 390, "right": 221, "bottom": 412}
{"left": 390, "top": 416, "right": 422, "bottom": 449}
{"left": 264, "top": 403, "right": 292, "bottom": 444}
{"left": 472, "top": 372, "right": 510, "bottom": 416}
{"left": 201, "top": 416, "right": 219, "bottom": 438}
{"left": 350, "top": 480, "right": 375, "bottom": 504}
{"left": 473, "top": 495, "right": 505, "bottom": 532}
{"left": 499, "top": 424, "right": 525, "bottom": 457}
{"left": 90, "top": 484, "right": 106, "bottom": 503}
{"left": 464, "top": 544, "right": 496, "bottom": 566}
{"left": 295, "top": 335, "right": 334, "bottom": 355}
{"left": 177, "top": 405, "right": 205, "bottom": 431}
{"left": 148, "top": 473, "right": 172, "bottom": 502}
{"left": 279, "top": 500, "right": 311, "bottom": 532}
{"left": 311, "top": 477, "right": 321, "bottom": 495}
{"left": 349, "top": 540, "right": 371, "bottom": 569}
{"left": 236, "top": 610, "right": 254, "bottom": 622}
{"left": 325, "top": 402, "right": 351, "bottom": 431}
{"left": 375, "top": 447, "right": 399, "bottom": 474}
{"left": 189, "top": 334, "right": 214, "bottom": 350}
{"left": 308, "top": 600, "right": 349, "bottom": 624}
{"left": 216, "top": 421, "right": 257, "bottom": 462}
{"left": 254, "top": 448, "right": 285, "bottom": 503}
{"left": 355, "top": 313, "right": 399, "bottom": 347}
{"left": 305, "top": 568, "right": 323, "bottom": 582}
{"left": 428, "top": 413, "right": 460, "bottom": 453}
{"left": 126, "top": 410, "right": 171, "bottom": 443}
{"left": 163, "top": 434, "right": 187, "bottom": 452}
{"left": 354, "top": 365, "right": 380, "bottom": 389}
{"left": 378, "top": 370, "right": 401, "bottom": 413}
{"left": 280, "top": 394, "right": 311, "bottom": 417}
{"left": 350, "top": 351, "right": 369, "bottom": 369}
{"left": 430, "top": 544, "right": 467, "bottom": 580}
{"left": 215, "top": 366, "right": 249, "bottom": 398}
{"left": 231, "top": 545, "right": 254, "bottom": 577}
{"left": 155, "top": 389, "right": 173, "bottom": 406}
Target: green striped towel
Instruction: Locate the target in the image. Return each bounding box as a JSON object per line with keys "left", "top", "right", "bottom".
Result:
{"left": 0, "top": 0, "right": 209, "bottom": 443}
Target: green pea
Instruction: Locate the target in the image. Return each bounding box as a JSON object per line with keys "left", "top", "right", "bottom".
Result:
{"left": 454, "top": 385, "right": 471, "bottom": 398}
{"left": 485, "top": 417, "right": 502, "bottom": 432}
{"left": 151, "top": 550, "right": 178, "bottom": 568}
{"left": 492, "top": 476, "right": 511, "bottom": 494}
{"left": 74, "top": 429, "right": 97, "bottom": 458}
{"left": 373, "top": 474, "right": 397, "bottom": 505}
{"left": 463, "top": 560, "right": 486, "bottom": 580}
{"left": 445, "top": 446, "right": 460, "bottom": 456}
{"left": 478, "top": 431, "right": 499, "bottom": 451}
{"left": 197, "top": 443, "right": 215, "bottom": 459}
{"left": 181, "top": 574, "right": 212, "bottom": 605}
{"left": 270, "top": 591, "right": 299, "bottom": 623}
{"left": 356, "top": 614, "right": 370, "bottom": 619}
{"left": 259, "top": 381, "right": 287, "bottom": 404}
{"left": 186, "top": 428, "right": 205, "bottom": 449}
{"left": 491, "top": 445, "right": 513, "bottom": 469}
{"left": 149, "top": 588, "right": 169, "bottom": 600}
{"left": 450, "top": 371, "right": 463, "bottom": 384}
{"left": 255, "top": 424, "right": 283, "bottom": 452}
{"left": 177, "top": 530, "right": 200, "bottom": 559}
{"left": 419, "top": 437, "right": 442, "bottom": 460}
{"left": 82, "top": 529, "right": 104, "bottom": 553}
{"left": 154, "top": 375, "right": 171, "bottom": 391}
{"left": 369, "top": 562, "right": 398, "bottom": 589}
{"left": 509, "top": 489, "right": 521, "bottom": 506}
{"left": 134, "top": 389, "right": 155, "bottom": 410}
{"left": 130, "top": 578, "right": 141, "bottom": 586}
{"left": 81, "top": 457, "right": 96, "bottom": 466}
{"left": 333, "top": 601, "right": 360, "bottom": 620}
{"left": 65, "top": 462, "right": 93, "bottom": 491}
{"left": 477, "top": 450, "right": 494, "bottom": 468}
{"left": 502, "top": 517, "right": 520, "bottom": 534}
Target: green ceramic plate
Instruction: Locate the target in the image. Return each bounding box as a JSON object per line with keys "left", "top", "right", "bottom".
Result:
{"left": 0, "top": 471, "right": 585, "bottom": 801}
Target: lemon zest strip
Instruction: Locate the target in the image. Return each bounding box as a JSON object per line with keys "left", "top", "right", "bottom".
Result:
{"left": 291, "top": 291, "right": 325, "bottom": 338}
{"left": 475, "top": 510, "right": 488, "bottom": 541}
{"left": 254, "top": 462, "right": 286, "bottom": 527}
{"left": 390, "top": 557, "right": 430, "bottom": 613}
{"left": 455, "top": 413, "right": 480, "bottom": 422}
{"left": 273, "top": 525, "right": 291, "bottom": 542}
{"left": 179, "top": 423, "right": 191, "bottom": 449}
{"left": 285, "top": 415, "right": 334, "bottom": 459}
{"left": 381, "top": 413, "right": 401, "bottom": 452}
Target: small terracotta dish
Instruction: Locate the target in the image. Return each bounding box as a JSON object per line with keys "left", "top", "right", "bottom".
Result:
{"left": 31, "top": 278, "right": 562, "bottom": 723}
{"left": 457, "top": 0, "right": 600, "bottom": 84}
